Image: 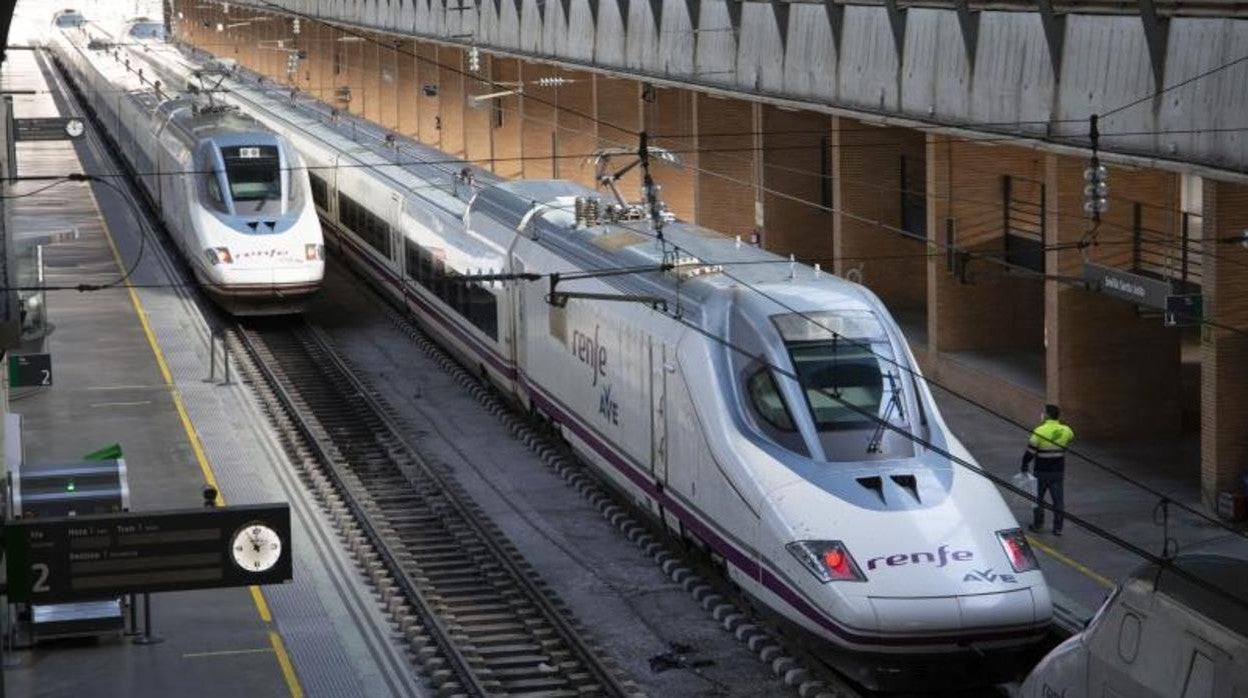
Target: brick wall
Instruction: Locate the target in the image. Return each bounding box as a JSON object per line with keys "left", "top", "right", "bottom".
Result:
{"left": 462, "top": 55, "right": 494, "bottom": 171}
{"left": 377, "top": 42, "right": 399, "bottom": 130}
{"left": 555, "top": 70, "right": 598, "bottom": 189}
{"left": 415, "top": 43, "right": 440, "bottom": 148}
{"left": 762, "top": 107, "right": 831, "bottom": 265}
{"left": 928, "top": 137, "right": 1045, "bottom": 353}
{"left": 521, "top": 63, "right": 558, "bottom": 180}
{"left": 492, "top": 58, "right": 524, "bottom": 179}
{"left": 1043, "top": 153, "right": 1182, "bottom": 438}
{"left": 645, "top": 87, "right": 696, "bottom": 221}
{"left": 834, "top": 119, "right": 925, "bottom": 310}
{"left": 396, "top": 40, "right": 419, "bottom": 138}
{"left": 438, "top": 47, "right": 466, "bottom": 158}
{"left": 596, "top": 77, "right": 641, "bottom": 201}
{"left": 1201, "top": 179, "right": 1248, "bottom": 500}
{"left": 695, "top": 96, "right": 756, "bottom": 238}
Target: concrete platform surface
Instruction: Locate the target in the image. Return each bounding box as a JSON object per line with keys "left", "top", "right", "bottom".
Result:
{"left": 2, "top": 46, "right": 294, "bottom": 698}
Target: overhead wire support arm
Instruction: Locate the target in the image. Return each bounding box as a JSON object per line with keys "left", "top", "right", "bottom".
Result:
{"left": 545, "top": 273, "right": 669, "bottom": 311}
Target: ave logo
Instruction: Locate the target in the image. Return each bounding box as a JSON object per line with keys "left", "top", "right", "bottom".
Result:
{"left": 598, "top": 383, "right": 619, "bottom": 426}
{"left": 962, "top": 568, "right": 1017, "bottom": 584}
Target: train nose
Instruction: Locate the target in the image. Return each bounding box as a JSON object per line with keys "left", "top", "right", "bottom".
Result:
{"left": 864, "top": 587, "right": 1039, "bottom": 633}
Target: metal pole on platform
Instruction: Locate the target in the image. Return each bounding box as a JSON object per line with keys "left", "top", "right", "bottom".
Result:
{"left": 206, "top": 332, "right": 217, "bottom": 382}
{"left": 132, "top": 593, "right": 163, "bottom": 645}
{"left": 221, "top": 336, "right": 231, "bottom": 385}
{"left": 124, "top": 593, "right": 139, "bottom": 636}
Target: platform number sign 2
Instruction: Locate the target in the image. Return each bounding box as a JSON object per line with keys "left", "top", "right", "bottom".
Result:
{"left": 8, "top": 353, "right": 52, "bottom": 388}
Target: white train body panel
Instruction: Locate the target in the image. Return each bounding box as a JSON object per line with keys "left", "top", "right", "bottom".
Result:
{"left": 136, "top": 34, "right": 1055, "bottom": 689}
{"left": 1021, "top": 539, "right": 1248, "bottom": 698}
{"left": 49, "top": 18, "right": 323, "bottom": 314}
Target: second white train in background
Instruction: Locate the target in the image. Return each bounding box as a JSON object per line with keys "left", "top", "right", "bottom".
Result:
{"left": 49, "top": 15, "right": 324, "bottom": 315}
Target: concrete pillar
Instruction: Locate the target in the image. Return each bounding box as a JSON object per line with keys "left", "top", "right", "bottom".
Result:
{"left": 759, "top": 107, "right": 830, "bottom": 266}
{"left": 361, "top": 37, "right": 382, "bottom": 125}
{"left": 396, "top": 40, "right": 419, "bottom": 138}
{"left": 522, "top": 63, "right": 558, "bottom": 179}
{"left": 1044, "top": 154, "right": 1181, "bottom": 438}
{"left": 415, "top": 43, "right": 440, "bottom": 148}
{"left": 555, "top": 69, "right": 597, "bottom": 188}
{"left": 491, "top": 58, "right": 524, "bottom": 178}
{"left": 462, "top": 54, "right": 493, "bottom": 170}
{"left": 1201, "top": 179, "right": 1248, "bottom": 503}
{"left": 833, "top": 119, "right": 926, "bottom": 310}
{"left": 694, "top": 95, "right": 756, "bottom": 238}
{"left": 438, "top": 47, "right": 466, "bottom": 157}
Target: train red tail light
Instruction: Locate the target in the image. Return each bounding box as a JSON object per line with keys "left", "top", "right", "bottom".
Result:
{"left": 786, "top": 540, "right": 866, "bottom": 583}
{"left": 997, "top": 529, "right": 1039, "bottom": 573}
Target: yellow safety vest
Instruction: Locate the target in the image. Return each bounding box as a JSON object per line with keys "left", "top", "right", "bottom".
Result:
{"left": 1028, "top": 419, "right": 1074, "bottom": 460}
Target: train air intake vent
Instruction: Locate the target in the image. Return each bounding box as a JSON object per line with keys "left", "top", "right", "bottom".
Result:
{"left": 890, "top": 474, "right": 920, "bottom": 503}
{"left": 856, "top": 476, "right": 885, "bottom": 504}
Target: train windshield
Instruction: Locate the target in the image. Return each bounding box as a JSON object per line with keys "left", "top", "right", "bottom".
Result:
{"left": 53, "top": 12, "right": 85, "bottom": 27}
{"left": 773, "top": 311, "right": 905, "bottom": 433}
{"left": 128, "top": 22, "right": 166, "bottom": 40}
{"left": 221, "top": 145, "right": 282, "bottom": 202}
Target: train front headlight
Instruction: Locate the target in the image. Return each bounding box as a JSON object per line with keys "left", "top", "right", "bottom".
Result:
{"left": 997, "top": 528, "right": 1039, "bottom": 573}
{"left": 305, "top": 243, "right": 324, "bottom": 261}
{"left": 786, "top": 540, "right": 867, "bottom": 583}
{"left": 205, "top": 247, "right": 233, "bottom": 265}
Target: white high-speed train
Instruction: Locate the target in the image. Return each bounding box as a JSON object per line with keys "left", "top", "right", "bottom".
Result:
{"left": 1021, "top": 537, "right": 1248, "bottom": 698}
{"left": 49, "top": 16, "right": 324, "bottom": 315}
{"left": 138, "top": 30, "right": 1052, "bottom": 689}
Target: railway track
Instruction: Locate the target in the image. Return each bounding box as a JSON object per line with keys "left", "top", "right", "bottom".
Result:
{"left": 231, "top": 318, "right": 639, "bottom": 697}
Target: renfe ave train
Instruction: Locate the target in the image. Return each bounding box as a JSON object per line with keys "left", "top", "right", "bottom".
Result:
{"left": 55, "top": 14, "right": 1056, "bottom": 690}
{"left": 49, "top": 12, "right": 324, "bottom": 315}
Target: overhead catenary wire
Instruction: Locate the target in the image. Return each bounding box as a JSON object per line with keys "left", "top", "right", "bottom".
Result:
{"left": 87, "top": 24, "right": 1239, "bottom": 274}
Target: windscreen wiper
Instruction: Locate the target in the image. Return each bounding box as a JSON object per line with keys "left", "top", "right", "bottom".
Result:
{"left": 866, "top": 372, "right": 903, "bottom": 453}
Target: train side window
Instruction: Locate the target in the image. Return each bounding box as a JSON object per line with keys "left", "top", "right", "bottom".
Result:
{"left": 747, "top": 369, "right": 796, "bottom": 432}
{"left": 206, "top": 175, "right": 224, "bottom": 205}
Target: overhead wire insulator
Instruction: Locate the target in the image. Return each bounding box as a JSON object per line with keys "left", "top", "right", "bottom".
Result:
{"left": 468, "top": 46, "right": 481, "bottom": 73}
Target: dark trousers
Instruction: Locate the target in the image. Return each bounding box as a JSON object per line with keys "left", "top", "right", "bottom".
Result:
{"left": 1033, "top": 471, "right": 1065, "bottom": 532}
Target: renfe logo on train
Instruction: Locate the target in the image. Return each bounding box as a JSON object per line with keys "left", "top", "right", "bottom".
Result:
{"left": 866, "top": 544, "right": 972, "bottom": 570}
{"left": 572, "top": 326, "right": 619, "bottom": 425}
{"left": 571, "top": 326, "right": 607, "bottom": 387}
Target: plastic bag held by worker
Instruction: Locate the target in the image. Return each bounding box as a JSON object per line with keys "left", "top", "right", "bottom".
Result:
{"left": 1010, "top": 472, "right": 1038, "bottom": 508}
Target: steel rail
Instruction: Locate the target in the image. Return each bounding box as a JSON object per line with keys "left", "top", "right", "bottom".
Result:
{"left": 233, "top": 320, "right": 637, "bottom": 697}
{"left": 234, "top": 322, "right": 493, "bottom": 697}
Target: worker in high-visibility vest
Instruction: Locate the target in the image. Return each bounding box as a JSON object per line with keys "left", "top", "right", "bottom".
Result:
{"left": 1021, "top": 404, "right": 1075, "bottom": 536}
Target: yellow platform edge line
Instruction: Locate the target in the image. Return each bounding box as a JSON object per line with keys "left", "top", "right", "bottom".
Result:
{"left": 269, "top": 631, "right": 305, "bottom": 698}
{"left": 87, "top": 181, "right": 302, "bottom": 698}
{"left": 1027, "top": 534, "right": 1115, "bottom": 589}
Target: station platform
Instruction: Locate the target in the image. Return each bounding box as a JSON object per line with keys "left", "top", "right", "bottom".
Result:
{"left": 938, "top": 362, "right": 1237, "bottom": 624}
{"left": 895, "top": 306, "right": 1239, "bottom": 625}
{"left": 1, "top": 42, "right": 419, "bottom": 697}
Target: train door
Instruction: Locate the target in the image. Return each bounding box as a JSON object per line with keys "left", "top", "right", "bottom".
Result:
{"left": 650, "top": 338, "right": 670, "bottom": 483}
{"left": 390, "top": 193, "right": 404, "bottom": 271}
{"left": 511, "top": 258, "right": 527, "bottom": 375}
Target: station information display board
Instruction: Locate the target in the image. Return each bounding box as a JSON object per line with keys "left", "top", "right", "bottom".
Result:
{"left": 4, "top": 504, "right": 292, "bottom": 604}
